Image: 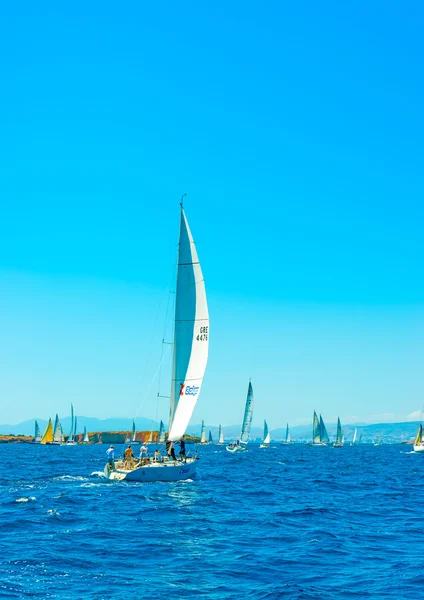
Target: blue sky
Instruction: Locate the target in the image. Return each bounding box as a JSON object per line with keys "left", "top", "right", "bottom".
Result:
{"left": 1, "top": 1, "right": 423, "bottom": 427}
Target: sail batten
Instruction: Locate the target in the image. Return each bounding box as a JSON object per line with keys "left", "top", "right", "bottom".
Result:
{"left": 168, "top": 208, "right": 209, "bottom": 442}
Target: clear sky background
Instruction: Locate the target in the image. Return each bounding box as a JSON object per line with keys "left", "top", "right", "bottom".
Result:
{"left": 1, "top": 1, "right": 423, "bottom": 428}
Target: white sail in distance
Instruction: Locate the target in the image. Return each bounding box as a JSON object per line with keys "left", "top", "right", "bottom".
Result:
{"left": 240, "top": 381, "right": 254, "bottom": 444}
{"left": 159, "top": 420, "right": 165, "bottom": 443}
{"left": 83, "top": 426, "right": 89, "bottom": 443}
{"left": 132, "top": 420, "right": 136, "bottom": 442}
{"left": 200, "top": 420, "right": 207, "bottom": 443}
{"left": 168, "top": 208, "right": 209, "bottom": 442}
{"left": 285, "top": 423, "right": 291, "bottom": 443}
{"left": 263, "top": 420, "right": 271, "bottom": 444}
{"left": 69, "top": 404, "right": 74, "bottom": 442}
{"left": 218, "top": 425, "right": 224, "bottom": 444}
{"left": 53, "top": 414, "right": 63, "bottom": 443}
{"left": 34, "top": 421, "right": 41, "bottom": 442}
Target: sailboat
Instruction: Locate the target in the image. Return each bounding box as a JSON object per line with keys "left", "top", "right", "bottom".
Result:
{"left": 66, "top": 403, "right": 77, "bottom": 445}
{"left": 104, "top": 204, "right": 209, "bottom": 481}
{"left": 129, "top": 419, "right": 139, "bottom": 444}
{"left": 414, "top": 425, "right": 424, "bottom": 453}
{"left": 351, "top": 427, "right": 358, "bottom": 446}
{"left": 281, "top": 422, "right": 293, "bottom": 445}
{"left": 40, "top": 419, "right": 54, "bottom": 445}
{"left": 226, "top": 380, "right": 254, "bottom": 453}
{"left": 259, "top": 420, "right": 271, "bottom": 448}
{"left": 200, "top": 420, "right": 208, "bottom": 444}
{"left": 158, "top": 420, "right": 166, "bottom": 444}
{"left": 34, "top": 420, "right": 42, "bottom": 443}
{"left": 53, "top": 414, "right": 64, "bottom": 445}
{"left": 208, "top": 430, "right": 213, "bottom": 443}
{"left": 333, "top": 417, "right": 344, "bottom": 447}
{"left": 218, "top": 425, "right": 224, "bottom": 445}
{"left": 82, "top": 426, "right": 89, "bottom": 444}
{"left": 311, "top": 411, "right": 328, "bottom": 446}
{"left": 374, "top": 434, "right": 382, "bottom": 447}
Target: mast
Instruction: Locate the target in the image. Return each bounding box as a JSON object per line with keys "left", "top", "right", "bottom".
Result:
{"left": 168, "top": 205, "right": 210, "bottom": 442}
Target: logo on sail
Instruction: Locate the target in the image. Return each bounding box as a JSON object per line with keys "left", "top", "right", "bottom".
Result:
{"left": 180, "top": 383, "right": 200, "bottom": 397}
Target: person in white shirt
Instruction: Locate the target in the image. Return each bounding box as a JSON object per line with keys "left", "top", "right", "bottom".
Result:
{"left": 106, "top": 445, "right": 115, "bottom": 470}
{"left": 139, "top": 443, "right": 148, "bottom": 462}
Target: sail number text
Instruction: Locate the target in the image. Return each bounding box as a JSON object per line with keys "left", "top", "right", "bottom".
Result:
{"left": 197, "top": 326, "right": 208, "bottom": 342}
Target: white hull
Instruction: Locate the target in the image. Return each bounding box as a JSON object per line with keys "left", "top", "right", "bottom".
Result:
{"left": 333, "top": 443, "right": 344, "bottom": 448}
{"left": 105, "top": 458, "right": 198, "bottom": 482}
{"left": 414, "top": 445, "right": 424, "bottom": 453}
{"left": 226, "top": 444, "right": 247, "bottom": 453}
{"left": 259, "top": 443, "right": 269, "bottom": 448}
{"left": 310, "top": 442, "right": 327, "bottom": 446}
{"left": 281, "top": 442, "right": 294, "bottom": 445}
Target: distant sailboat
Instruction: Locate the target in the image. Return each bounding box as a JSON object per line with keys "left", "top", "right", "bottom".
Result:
{"left": 311, "top": 411, "right": 328, "bottom": 446}
{"left": 200, "top": 420, "right": 208, "bottom": 444}
{"left": 105, "top": 204, "right": 209, "bottom": 481}
{"left": 83, "top": 426, "right": 89, "bottom": 444}
{"left": 374, "top": 434, "right": 382, "bottom": 447}
{"left": 281, "top": 422, "right": 293, "bottom": 445}
{"left": 208, "top": 430, "right": 213, "bottom": 443}
{"left": 333, "top": 417, "right": 344, "bottom": 447}
{"left": 414, "top": 425, "right": 424, "bottom": 453}
{"left": 40, "top": 419, "right": 54, "bottom": 445}
{"left": 131, "top": 420, "right": 140, "bottom": 444}
{"left": 66, "top": 404, "right": 77, "bottom": 445}
{"left": 34, "top": 420, "right": 41, "bottom": 443}
{"left": 158, "top": 420, "right": 166, "bottom": 443}
{"left": 218, "top": 425, "right": 224, "bottom": 445}
{"left": 358, "top": 433, "right": 362, "bottom": 444}
{"left": 351, "top": 428, "right": 358, "bottom": 446}
{"left": 260, "top": 420, "right": 271, "bottom": 448}
{"left": 53, "top": 414, "right": 64, "bottom": 445}
{"left": 226, "top": 380, "right": 254, "bottom": 453}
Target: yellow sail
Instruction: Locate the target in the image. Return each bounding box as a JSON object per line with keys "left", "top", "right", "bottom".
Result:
{"left": 40, "top": 418, "right": 54, "bottom": 444}
{"left": 415, "top": 424, "right": 422, "bottom": 446}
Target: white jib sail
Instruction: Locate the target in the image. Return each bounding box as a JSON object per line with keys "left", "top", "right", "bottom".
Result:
{"left": 83, "top": 426, "right": 89, "bottom": 442}
{"left": 168, "top": 208, "right": 209, "bottom": 442}
{"left": 263, "top": 420, "right": 271, "bottom": 444}
{"left": 240, "top": 381, "right": 254, "bottom": 444}
{"left": 352, "top": 428, "right": 357, "bottom": 444}
{"left": 218, "top": 425, "right": 224, "bottom": 444}
{"left": 53, "top": 414, "right": 63, "bottom": 443}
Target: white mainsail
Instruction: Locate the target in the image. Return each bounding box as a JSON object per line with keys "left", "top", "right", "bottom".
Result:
{"left": 83, "top": 426, "right": 89, "bottom": 443}
{"left": 200, "top": 420, "right": 207, "bottom": 443}
{"left": 285, "top": 423, "right": 291, "bottom": 443}
{"left": 240, "top": 381, "right": 254, "bottom": 444}
{"left": 168, "top": 208, "right": 209, "bottom": 442}
{"left": 263, "top": 419, "right": 270, "bottom": 444}
{"left": 352, "top": 428, "right": 357, "bottom": 444}
{"left": 132, "top": 420, "right": 137, "bottom": 442}
{"left": 218, "top": 424, "right": 224, "bottom": 444}
{"left": 53, "top": 414, "right": 63, "bottom": 443}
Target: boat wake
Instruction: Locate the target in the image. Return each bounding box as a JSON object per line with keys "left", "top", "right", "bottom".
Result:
{"left": 15, "top": 496, "right": 36, "bottom": 503}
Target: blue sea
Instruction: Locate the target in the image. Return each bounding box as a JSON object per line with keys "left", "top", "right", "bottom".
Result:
{"left": 0, "top": 443, "right": 422, "bottom": 599}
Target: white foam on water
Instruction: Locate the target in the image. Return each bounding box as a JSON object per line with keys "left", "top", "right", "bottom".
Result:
{"left": 91, "top": 471, "right": 108, "bottom": 478}
{"left": 16, "top": 496, "right": 36, "bottom": 503}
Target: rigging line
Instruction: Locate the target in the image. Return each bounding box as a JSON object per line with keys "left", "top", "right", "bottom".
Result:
{"left": 132, "top": 259, "right": 176, "bottom": 420}
{"left": 133, "top": 342, "right": 172, "bottom": 417}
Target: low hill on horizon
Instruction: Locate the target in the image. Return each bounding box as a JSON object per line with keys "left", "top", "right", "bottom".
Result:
{"left": 1, "top": 416, "right": 420, "bottom": 442}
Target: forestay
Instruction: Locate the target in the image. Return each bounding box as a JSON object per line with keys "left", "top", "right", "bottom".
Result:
{"left": 168, "top": 208, "right": 209, "bottom": 442}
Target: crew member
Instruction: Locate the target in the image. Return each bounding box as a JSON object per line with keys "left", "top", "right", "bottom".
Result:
{"left": 179, "top": 438, "right": 186, "bottom": 460}
{"left": 106, "top": 445, "right": 115, "bottom": 471}
{"left": 166, "top": 440, "right": 177, "bottom": 461}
